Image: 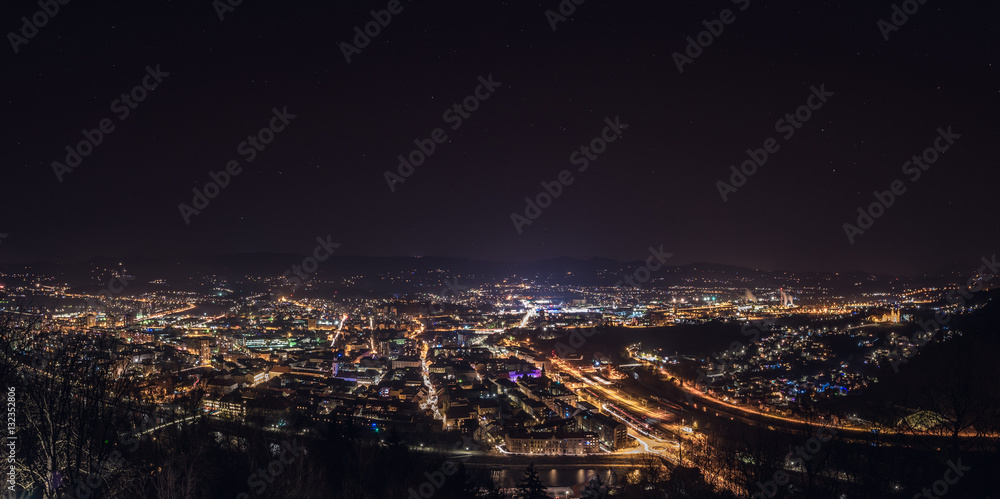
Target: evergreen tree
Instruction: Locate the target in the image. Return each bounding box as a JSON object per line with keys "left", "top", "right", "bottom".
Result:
{"left": 515, "top": 463, "right": 548, "bottom": 499}
{"left": 582, "top": 473, "right": 608, "bottom": 498}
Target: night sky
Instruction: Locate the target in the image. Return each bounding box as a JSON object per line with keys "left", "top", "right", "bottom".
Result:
{"left": 3, "top": 1, "right": 998, "bottom": 275}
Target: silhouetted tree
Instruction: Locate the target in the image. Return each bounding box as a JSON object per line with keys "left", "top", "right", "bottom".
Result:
{"left": 514, "top": 463, "right": 548, "bottom": 499}
{"left": 581, "top": 473, "right": 609, "bottom": 498}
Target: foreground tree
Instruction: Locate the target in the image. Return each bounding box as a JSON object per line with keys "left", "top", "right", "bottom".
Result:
{"left": 514, "top": 463, "right": 548, "bottom": 499}
{"left": 582, "top": 473, "right": 610, "bottom": 498}
{"left": 17, "top": 333, "right": 147, "bottom": 498}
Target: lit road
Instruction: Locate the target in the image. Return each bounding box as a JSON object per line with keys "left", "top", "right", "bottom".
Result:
{"left": 145, "top": 303, "right": 197, "bottom": 319}
{"left": 627, "top": 353, "right": 996, "bottom": 439}
{"left": 546, "top": 355, "right": 758, "bottom": 494}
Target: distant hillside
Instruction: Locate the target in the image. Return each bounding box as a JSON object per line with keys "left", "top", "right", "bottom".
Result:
{"left": 0, "top": 253, "right": 980, "bottom": 297}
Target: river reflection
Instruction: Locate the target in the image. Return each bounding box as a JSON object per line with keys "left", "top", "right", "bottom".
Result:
{"left": 490, "top": 467, "right": 618, "bottom": 489}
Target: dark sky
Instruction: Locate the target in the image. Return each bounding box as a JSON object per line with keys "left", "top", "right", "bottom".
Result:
{"left": 3, "top": 1, "right": 998, "bottom": 275}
